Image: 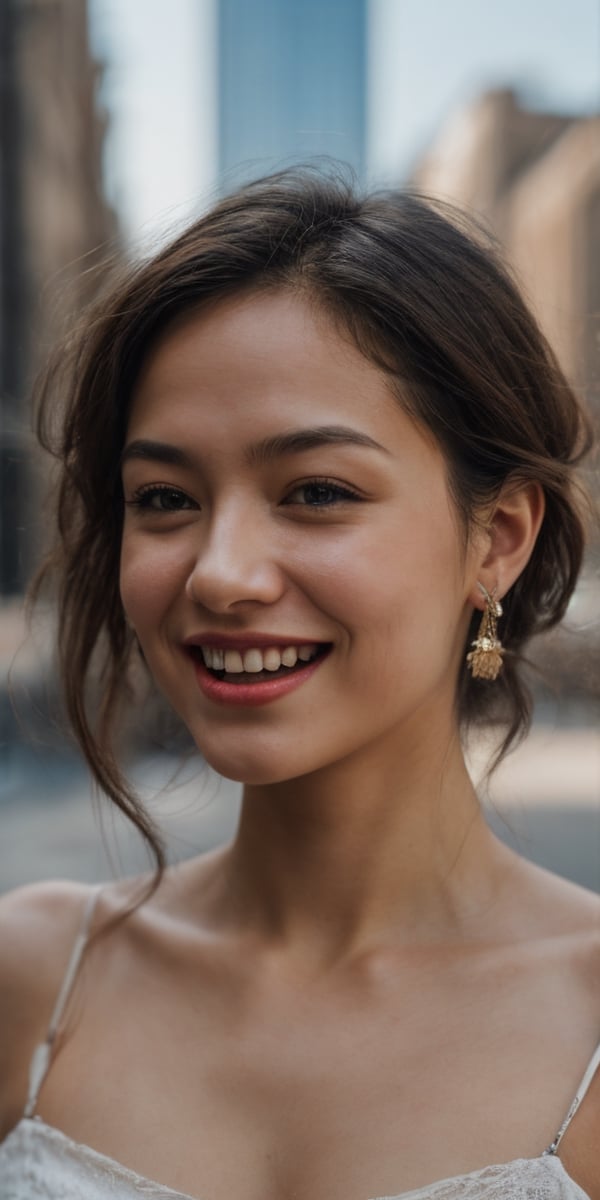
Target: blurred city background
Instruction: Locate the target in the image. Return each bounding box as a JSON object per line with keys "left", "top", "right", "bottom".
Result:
{"left": 0, "top": 0, "right": 598, "bottom": 893}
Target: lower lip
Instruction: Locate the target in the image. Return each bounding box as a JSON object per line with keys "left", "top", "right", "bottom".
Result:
{"left": 188, "top": 650, "right": 329, "bottom": 707}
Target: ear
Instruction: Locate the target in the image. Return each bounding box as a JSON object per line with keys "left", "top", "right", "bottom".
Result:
{"left": 468, "top": 481, "right": 545, "bottom": 607}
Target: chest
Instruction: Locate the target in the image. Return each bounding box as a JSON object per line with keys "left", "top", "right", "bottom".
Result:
{"left": 36, "top": 950, "right": 595, "bottom": 1200}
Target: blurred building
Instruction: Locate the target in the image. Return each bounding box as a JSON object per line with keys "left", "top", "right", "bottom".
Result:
{"left": 0, "top": 0, "right": 117, "bottom": 596}
{"left": 412, "top": 88, "right": 599, "bottom": 426}
{"left": 218, "top": 0, "right": 366, "bottom": 185}
{"left": 412, "top": 89, "right": 600, "bottom": 698}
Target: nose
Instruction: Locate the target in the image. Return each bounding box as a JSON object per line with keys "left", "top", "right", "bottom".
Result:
{"left": 185, "top": 504, "right": 285, "bottom": 613}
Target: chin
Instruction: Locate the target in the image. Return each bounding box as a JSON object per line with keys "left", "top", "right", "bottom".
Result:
{"left": 202, "top": 757, "right": 298, "bottom": 787}
{"left": 194, "top": 738, "right": 319, "bottom": 788}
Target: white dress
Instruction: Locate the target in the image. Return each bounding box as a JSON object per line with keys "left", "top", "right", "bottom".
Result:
{"left": 1, "top": 889, "right": 598, "bottom": 1200}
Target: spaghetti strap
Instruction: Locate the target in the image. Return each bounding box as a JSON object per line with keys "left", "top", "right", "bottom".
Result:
{"left": 543, "top": 1038, "right": 600, "bottom": 1156}
{"left": 23, "top": 886, "right": 102, "bottom": 1119}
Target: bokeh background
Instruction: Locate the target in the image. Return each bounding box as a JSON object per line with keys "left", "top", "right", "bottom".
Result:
{"left": 0, "top": 0, "right": 598, "bottom": 893}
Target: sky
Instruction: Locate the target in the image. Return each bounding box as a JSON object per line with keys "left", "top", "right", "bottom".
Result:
{"left": 89, "top": 0, "right": 600, "bottom": 248}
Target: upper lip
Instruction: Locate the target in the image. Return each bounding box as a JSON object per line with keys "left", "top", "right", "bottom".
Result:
{"left": 183, "top": 633, "right": 329, "bottom": 651}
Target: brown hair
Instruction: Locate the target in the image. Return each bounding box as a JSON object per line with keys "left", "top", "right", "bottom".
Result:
{"left": 31, "top": 166, "right": 593, "bottom": 875}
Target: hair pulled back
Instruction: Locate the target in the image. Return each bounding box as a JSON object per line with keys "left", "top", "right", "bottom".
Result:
{"left": 33, "top": 167, "right": 592, "bottom": 873}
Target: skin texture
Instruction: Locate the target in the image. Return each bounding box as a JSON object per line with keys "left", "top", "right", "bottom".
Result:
{"left": 0, "top": 290, "right": 598, "bottom": 1200}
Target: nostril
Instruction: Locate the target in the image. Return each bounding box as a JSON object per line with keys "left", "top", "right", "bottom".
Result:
{"left": 184, "top": 550, "right": 286, "bottom": 611}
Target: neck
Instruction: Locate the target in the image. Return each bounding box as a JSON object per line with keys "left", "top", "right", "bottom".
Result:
{"left": 207, "top": 717, "right": 510, "bottom": 966}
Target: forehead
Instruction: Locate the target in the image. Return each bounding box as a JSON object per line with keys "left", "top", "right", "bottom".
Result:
{"left": 136, "top": 289, "right": 366, "bottom": 380}
{"left": 126, "top": 290, "right": 448, "bottom": 494}
{"left": 128, "top": 290, "right": 400, "bottom": 436}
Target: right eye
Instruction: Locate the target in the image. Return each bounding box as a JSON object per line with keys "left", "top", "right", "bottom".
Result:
{"left": 126, "top": 485, "right": 197, "bottom": 512}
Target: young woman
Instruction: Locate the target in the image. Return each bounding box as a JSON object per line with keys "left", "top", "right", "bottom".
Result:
{"left": 0, "top": 170, "right": 598, "bottom": 1199}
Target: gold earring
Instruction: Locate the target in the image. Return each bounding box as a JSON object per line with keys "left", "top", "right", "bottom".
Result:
{"left": 466, "top": 583, "right": 504, "bottom": 680}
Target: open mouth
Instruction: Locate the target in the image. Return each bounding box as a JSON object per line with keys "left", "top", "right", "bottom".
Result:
{"left": 188, "top": 643, "right": 331, "bottom": 685}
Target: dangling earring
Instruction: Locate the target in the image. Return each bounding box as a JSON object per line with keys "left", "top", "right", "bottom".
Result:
{"left": 466, "top": 583, "right": 504, "bottom": 680}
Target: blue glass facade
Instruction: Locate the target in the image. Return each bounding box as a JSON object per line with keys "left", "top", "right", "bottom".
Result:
{"left": 218, "top": 0, "right": 366, "bottom": 184}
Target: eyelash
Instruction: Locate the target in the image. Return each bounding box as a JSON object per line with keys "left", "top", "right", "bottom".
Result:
{"left": 125, "top": 485, "right": 196, "bottom": 513}
{"left": 125, "top": 478, "right": 363, "bottom": 514}
{"left": 283, "top": 479, "right": 362, "bottom": 508}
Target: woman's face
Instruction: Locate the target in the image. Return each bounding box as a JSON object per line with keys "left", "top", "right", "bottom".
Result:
{"left": 120, "top": 290, "right": 483, "bottom": 784}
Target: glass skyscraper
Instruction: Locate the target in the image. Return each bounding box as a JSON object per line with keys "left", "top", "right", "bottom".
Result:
{"left": 218, "top": 0, "right": 366, "bottom": 185}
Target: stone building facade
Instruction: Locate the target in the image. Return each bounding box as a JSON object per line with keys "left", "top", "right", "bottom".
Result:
{"left": 0, "top": 0, "right": 117, "bottom": 595}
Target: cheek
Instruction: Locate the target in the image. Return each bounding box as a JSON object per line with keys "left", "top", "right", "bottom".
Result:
{"left": 119, "top": 533, "right": 188, "bottom": 628}
{"left": 314, "top": 511, "right": 467, "bottom": 687}
{"left": 309, "top": 508, "right": 462, "bottom": 623}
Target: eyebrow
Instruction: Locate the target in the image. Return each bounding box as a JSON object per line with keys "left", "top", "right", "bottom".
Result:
{"left": 121, "top": 440, "right": 191, "bottom": 469}
{"left": 121, "top": 425, "right": 390, "bottom": 470}
{"left": 248, "top": 425, "right": 390, "bottom": 464}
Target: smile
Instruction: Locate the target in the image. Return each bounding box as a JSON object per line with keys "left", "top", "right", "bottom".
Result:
{"left": 200, "top": 642, "right": 319, "bottom": 675}
{"left": 185, "top": 641, "right": 331, "bottom": 707}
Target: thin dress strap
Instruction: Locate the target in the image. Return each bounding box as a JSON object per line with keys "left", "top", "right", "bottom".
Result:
{"left": 23, "top": 886, "right": 102, "bottom": 1119}
{"left": 543, "top": 1039, "right": 600, "bottom": 1156}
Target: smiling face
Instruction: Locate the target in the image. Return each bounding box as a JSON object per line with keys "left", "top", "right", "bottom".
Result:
{"left": 120, "top": 290, "right": 484, "bottom": 785}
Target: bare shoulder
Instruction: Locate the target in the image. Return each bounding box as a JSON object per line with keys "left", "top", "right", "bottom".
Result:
{"left": 0, "top": 878, "right": 95, "bottom": 981}
{"left": 543, "top": 868, "right": 600, "bottom": 936}
{"left": 0, "top": 875, "right": 150, "bottom": 1022}
{"left": 0, "top": 880, "right": 97, "bottom": 1134}
{"left": 554, "top": 873, "right": 600, "bottom": 1001}
{"left": 512, "top": 852, "right": 600, "bottom": 933}
{"left": 504, "top": 850, "right": 600, "bottom": 996}
{"left": 495, "top": 854, "right": 600, "bottom": 1193}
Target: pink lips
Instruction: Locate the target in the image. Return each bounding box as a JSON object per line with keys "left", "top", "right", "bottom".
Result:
{"left": 186, "top": 642, "right": 330, "bottom": 708}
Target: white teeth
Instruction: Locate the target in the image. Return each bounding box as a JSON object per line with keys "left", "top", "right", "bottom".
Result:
{"left": 243, "top": 649, "right": 263, "bottom": 673}
{"left": 224, "top": 649, "right": 244, "bottom": 673}
{"left": 199, "top": 643, "right": 320, "bottom": 673}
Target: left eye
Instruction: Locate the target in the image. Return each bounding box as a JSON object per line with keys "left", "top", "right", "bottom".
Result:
{"left": 127, "top": 486, "right": 196, "bottom": 512}
{"left": 284, "top": 481, "right": 361, "bottom": 507}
